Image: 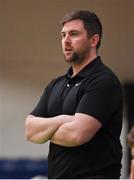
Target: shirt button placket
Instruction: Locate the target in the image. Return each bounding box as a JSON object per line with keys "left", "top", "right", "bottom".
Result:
{"left": 67, "top": 84, "right": 70, "bottom": 87}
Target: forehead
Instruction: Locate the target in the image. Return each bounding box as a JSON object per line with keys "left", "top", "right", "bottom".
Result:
{"left": 61, "top": 19, "right": 85, "bottom": 32}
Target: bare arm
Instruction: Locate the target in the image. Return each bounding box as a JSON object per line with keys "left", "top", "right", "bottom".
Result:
{"left": 25, "top": 114, "right": 73, "bottom": 144}
{"left": 50, "top": 113, "right": 102, "bottom": 147}
{"left": 25, "top": 113, "right": 101, "bottom": 146}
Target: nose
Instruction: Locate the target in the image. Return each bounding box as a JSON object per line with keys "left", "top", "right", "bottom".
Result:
{"left": 63, "top": 34, "right": 71, "bottom": 44}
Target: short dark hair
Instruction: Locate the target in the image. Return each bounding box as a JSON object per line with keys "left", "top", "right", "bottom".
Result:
{"left": 60, "top": 10, "right": 102, "bottom": 49}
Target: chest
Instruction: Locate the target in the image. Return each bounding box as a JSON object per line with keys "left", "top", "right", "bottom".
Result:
{"left": 47, "top": 78, "right": 85, "bottom": 116}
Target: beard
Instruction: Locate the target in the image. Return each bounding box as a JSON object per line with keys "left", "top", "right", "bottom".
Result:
{"left": 64, "top": 47, "right": 91, "bottom": 64}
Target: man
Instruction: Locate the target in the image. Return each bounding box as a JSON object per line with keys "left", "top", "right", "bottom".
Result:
{"left": 25, "top": 10, "right": 123, "bottom": 179}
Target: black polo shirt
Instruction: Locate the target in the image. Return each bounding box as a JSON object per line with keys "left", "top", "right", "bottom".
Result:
{"left": 31, "top": 56, "right": 123, "bottom": 179}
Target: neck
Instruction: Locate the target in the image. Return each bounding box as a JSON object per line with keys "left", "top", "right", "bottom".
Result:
{"left": 71, "top": 53, "right": 97, "bottom": 77}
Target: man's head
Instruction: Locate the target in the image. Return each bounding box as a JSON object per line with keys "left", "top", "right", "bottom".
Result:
{"left": 61, "top": 10, "right": 102, "bottom": 49}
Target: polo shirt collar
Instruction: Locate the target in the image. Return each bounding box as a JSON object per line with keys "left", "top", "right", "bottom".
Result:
{"left": 66, "top": 56, "right": 101, "bottom": 79}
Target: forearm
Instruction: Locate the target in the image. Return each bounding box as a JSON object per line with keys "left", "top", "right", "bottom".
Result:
{"left": 25, "top": 115, "right": 72, "bottom": 144}
{"left": 51, "top": 123, "right": 78, "bottom": 147}
{"left": 50, "top": 115, "right": 80, "bottom": 147}
{"left": 50, "top": 113, "right": 102, "bottom": 147}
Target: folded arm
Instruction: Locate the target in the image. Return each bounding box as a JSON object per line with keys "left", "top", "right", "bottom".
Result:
{"left": 50, "top": 113, "right": 102, "bottom": 147}
{"left": 25, "top": 113, "right": 101, "bottom": 146}
{"left": 25, "top": 114, "right": 73, "bottom": 144}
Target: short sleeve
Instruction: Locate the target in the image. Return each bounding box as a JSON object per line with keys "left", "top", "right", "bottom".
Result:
{"left": 76, "top": 75, "right": 122, "bottom": 124}
{"left": 30, "top": 80, "right": 55, "bottom": 117}
{"left": 30, "top": 88, "right": 48, "bottom": 117}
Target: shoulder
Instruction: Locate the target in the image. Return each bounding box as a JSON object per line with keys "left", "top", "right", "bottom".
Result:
{"left": 85, "top": 63, "right": 122, "bottom": 94}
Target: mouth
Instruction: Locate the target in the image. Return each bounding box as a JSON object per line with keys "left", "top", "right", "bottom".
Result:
{"left": 64, "top": 47, "right": 72, "bottom": 54}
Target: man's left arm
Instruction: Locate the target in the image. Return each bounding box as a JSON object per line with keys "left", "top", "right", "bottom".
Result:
{"left": 50, "top": 113, "right": 102, "bottom": 147}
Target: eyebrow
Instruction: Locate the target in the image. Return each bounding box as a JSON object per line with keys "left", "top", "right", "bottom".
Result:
{"left": 61, "top": 30, "right": 81, "bottom": 35}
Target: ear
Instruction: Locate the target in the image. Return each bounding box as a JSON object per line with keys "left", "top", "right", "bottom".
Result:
{"left": 89, "top": 34, "right": 100, "bottom": 48}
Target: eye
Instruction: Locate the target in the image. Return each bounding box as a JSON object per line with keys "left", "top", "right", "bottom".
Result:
{"left": 70, "top": 31, "right": 80, "bottom": 37}
{"left": 61, "top": 33, "right": 66, "bottom": 39}
{"left": 71, "top": 32, "right": 78, "bottom": 36}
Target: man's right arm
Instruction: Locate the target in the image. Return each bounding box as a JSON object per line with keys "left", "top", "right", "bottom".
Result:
{"left": 25, "top": 115, "right": 73, "bottom": 144}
